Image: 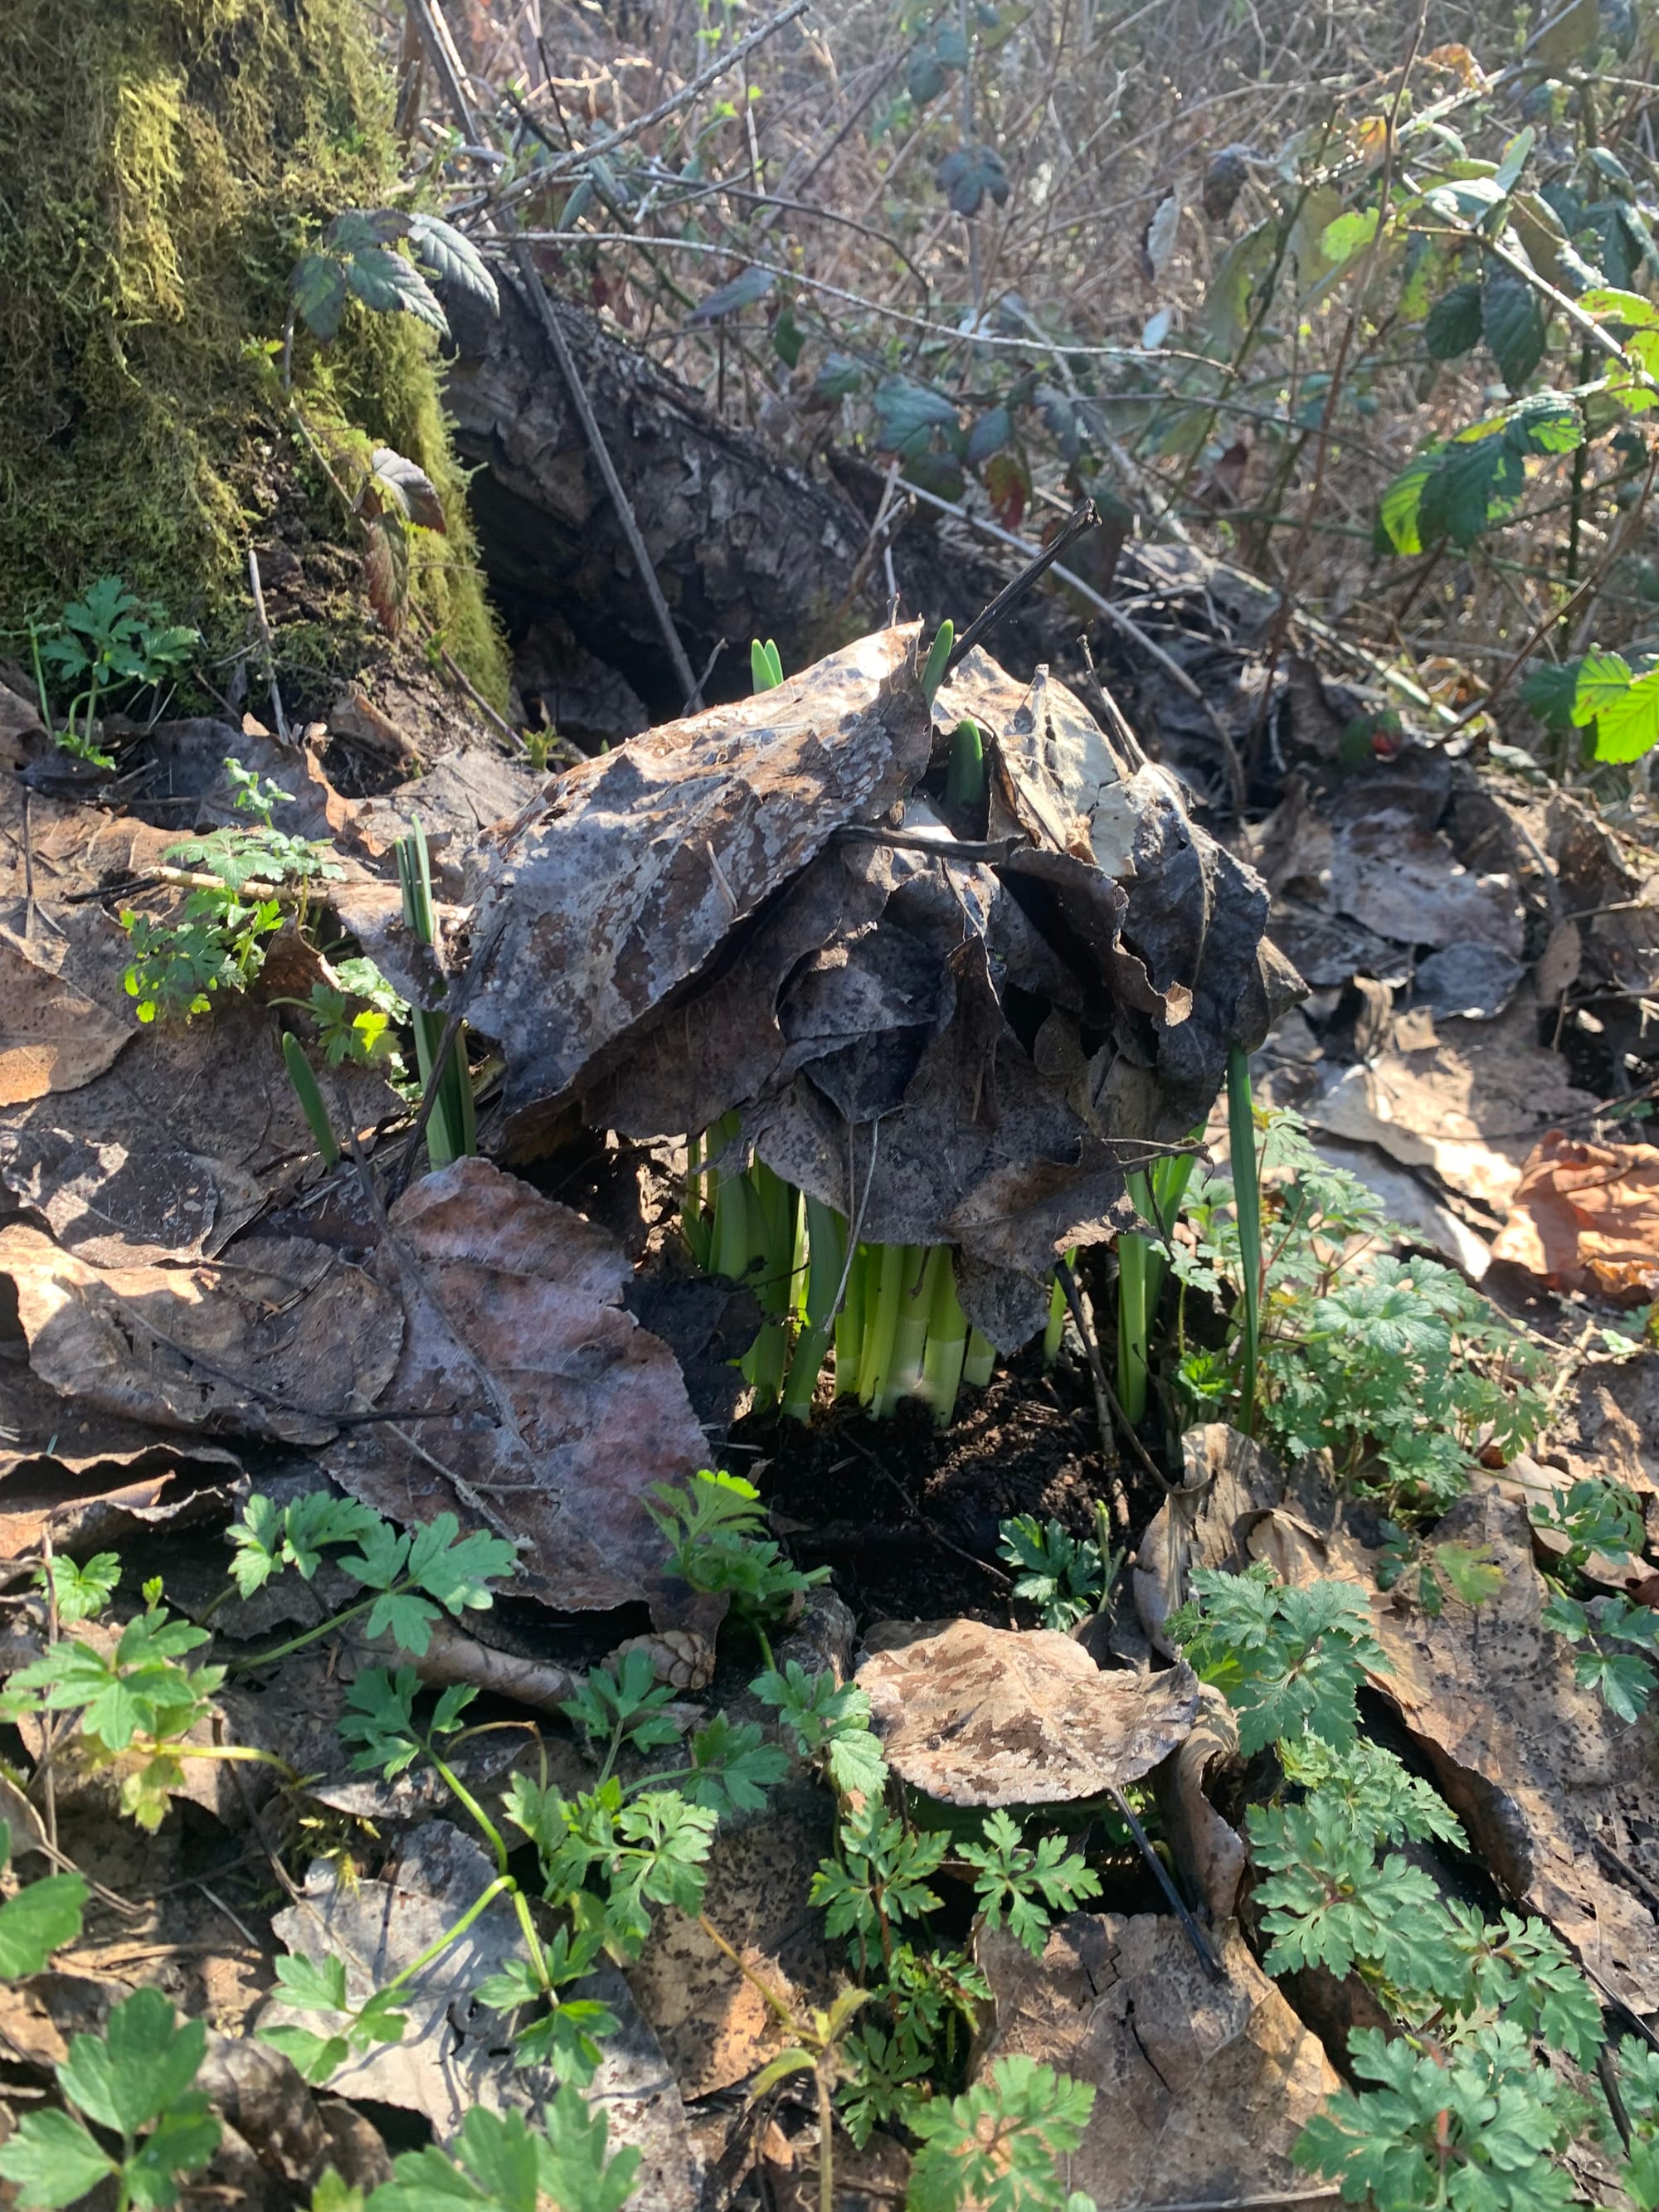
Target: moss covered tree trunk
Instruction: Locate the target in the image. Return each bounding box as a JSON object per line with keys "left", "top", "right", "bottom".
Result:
{"left": 0, "top": 0, "right": 505, "bottom": 710}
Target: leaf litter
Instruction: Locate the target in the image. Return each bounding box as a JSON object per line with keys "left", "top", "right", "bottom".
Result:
{"left": 1, "top": 606, "right": 1657, "bottom": 2212}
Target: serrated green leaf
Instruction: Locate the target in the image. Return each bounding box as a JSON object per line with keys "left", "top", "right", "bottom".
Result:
{"left": 0, "top": 2109, "right": 115, "bottom": 2208}
{"left": 0, "top": 1869, "right": 88, "bottom": 1977}
{"left": 344, "top": 245, "right": 449, "bottom": 335}
{"left": 1483, "top": 275, "right": 1548, "bottom": 389}
{"left": 406, "top": 215, "right": 499, "bottom": 315}
{"left": 56, "top": 1988, "right": 205, "bottom": 2136}
{"left": 1425, "top": 280, "right": 1484, "bottom": 359}
{"left": 291, "top": 253, "right": 349, "bottom": 341}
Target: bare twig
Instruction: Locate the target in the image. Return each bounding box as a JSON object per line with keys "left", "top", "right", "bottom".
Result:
{"left": 494, "top": 0, "right": 811, "bottom": 194}
{"left": 246, "top": 549, "right": 292, "bottom": 746}
{"left": 944, "top": 499, "right": 1100, "bottom": 673}
{"left": 503, "top": 236, "right": 701, "bottom": 705}
{"left": 831, "top": 824, "right": 1029, "bottom": 863}
{"left": 1056, "top": 1257, "right": 1173, "bottom": 1500}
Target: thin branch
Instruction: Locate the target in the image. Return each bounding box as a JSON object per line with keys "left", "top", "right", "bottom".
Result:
{"left": 503, "top": 236, "right": 701, "bottom": 705}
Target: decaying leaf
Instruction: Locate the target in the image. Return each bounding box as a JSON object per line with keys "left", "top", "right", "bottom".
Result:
{"left": 0, "top": 1436, "right": 245, "bottom": 1561}
{"left": 0, "top": 1224, "right": 401, "bottom": 1447}
{"left": 975, "top": 1914, "right": 1340, "bottom": 2209}
{"left": 470, "top": 630, "right": 933, "bottom": 1140}
{"left": 536, "top": 637, "right": 1292, "bottom": 1345}
{"left": 0, "top": 931, "right": 130, "bottom": 1105}
{"left": 1491, "top": 1130, "right": 1659, "bottom": 1305}
{"left": 1151, "top": 1685, "right": 1249, "bottom": 1926}
{"left": 1134, "top": 1423, "right": 1285, "bottom": 1658}
{"left": 321, "top": 1157, "right": 708, "bottom": 1615}
{"left": 627, "top": 1780, "right": 838, "bottom": 2099}
{"left": 1306, "top": 1001, "right": 1596, "bottom": 1214}
{"left": 267, "top": 1819, "right": 702, "bottom": 2203}
{"left": 856, "top": 1617, "right": 1200, "bottom": 1805}
{"left": 1, "top": 995, "right": 402, "bottom": 1267}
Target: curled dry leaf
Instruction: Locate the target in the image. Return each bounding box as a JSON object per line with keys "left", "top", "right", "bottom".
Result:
{"left": 535, "top": 636, "right": 1292, "bottom": 1344}
{"left": 0, "top": 1225, "right": 401, "bottom": 1447}
{"left": 2, "top": 996, "right": 403, "bottom": 1268}
{"left": 1151, "top": 1685, "right": 1249, "bottom": 1926}
{"left": 975, "top": 1915, "right": 1340, "bottom": 2210}
{"left": 0, "top": 1436, "right": 245, "bottom": 1562}
{"left": 322, "top": 1157, "right": 709, "bottom": 1616}
{"left": 855, "top": 1617, "right": 1200, "bottom": 1806}
{"left": 1490, "top": 1130, "right": 1659, "bottom": 1305}
{"left": 1134, "top": 1422, "right": 1286, "bottom": 1658}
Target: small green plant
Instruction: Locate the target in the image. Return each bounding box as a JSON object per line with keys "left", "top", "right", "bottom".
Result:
{"left": 226, "top": 1494, "right": 518, "bottom": 1660}
{"left": 1529, "top": 1475, "right": 1657, "bottom": 1721}
{"left": 1171, "top": 1564, "right": 1633, "bottom": 2209}
{"left": 395, "top": 819, "right": 476, "bottom": 1167}
{"left": 364, "top": 2094, "right": 641, "bottom": 2212}
{"left": 28, "top": 576, "right": 197, "bottom": 766}
{"left": 1531, "top": 1475, "right": 1646, "bottom": 1576}
{"left": 1172, "top": 1111, "right": 1547, "bottom": 1514}
{"left": 1170, "top": 1563, "right": 1388, "bottom": 1754}
{"left": 35, "top": 1551, "right": 121, "bottom": 1627}
{"left": 905, "top": 2055, "right": 1095, "bottom": 2212}
{"left": 0, "top": 1820, "right": 87, "bottom": 1980}
{"left": 997, "top": 1515, "right": 1111, "bottom": 1631}
{"left": 646, "top": 1469, "right": 829, "bottom": 1622}
{"left": 0, "top": 1593, "right": 232, "bottom": 1830}
{"left": 1539, "top": 1589, "right": 1659, "bottom": 1723}
{"left": 118, "top": 756, "right": 346, "bottom": 1024}
{"left": 1373, "top": 1529, "right": 1505, "bottom": 1617}
{"left": 0, "top": 1986, "right": 221, "bottom": 2212}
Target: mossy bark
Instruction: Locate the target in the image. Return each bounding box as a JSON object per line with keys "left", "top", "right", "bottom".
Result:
{"left": 0, "top": 0, "right": 507, "bottom": 709}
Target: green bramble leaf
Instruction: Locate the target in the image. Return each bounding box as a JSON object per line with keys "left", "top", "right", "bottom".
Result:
{"left": 1483, "top": 273, "right": 1547, "bottom": 389}
{"left": 406, "top": 214, "right": 499, "bottom": 316}
{"left": 1425, "top": 279, "right": 1484, "bottom": 359}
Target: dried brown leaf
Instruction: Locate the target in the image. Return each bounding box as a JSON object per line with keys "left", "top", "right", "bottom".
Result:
{"left": 322, "top": 1157, "right": 708, "bottom": 1615}
{"left": 0, "top": 1225, "right": 401, "bottom": 1446}
{"left": 1491, "top": 1130, "right": 1659, "bottom": 1305}
{"left": 975, "top": 1914, "right": 1340, "bottom": 2209}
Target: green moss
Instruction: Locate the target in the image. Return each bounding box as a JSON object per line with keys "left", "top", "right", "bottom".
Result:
{"left": 0, "top": 0, "right": 507, "bottom": 707}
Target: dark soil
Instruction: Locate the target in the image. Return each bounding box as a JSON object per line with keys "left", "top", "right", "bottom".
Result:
{"left": 737, "top": 1346, "right": 1140, "bottom": 1629}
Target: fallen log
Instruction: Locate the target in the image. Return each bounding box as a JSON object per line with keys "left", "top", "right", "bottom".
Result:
{"left": 443, "top": 273, "right": 1069, "bottom": 714}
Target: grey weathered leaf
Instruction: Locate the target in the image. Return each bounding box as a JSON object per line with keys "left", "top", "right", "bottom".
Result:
{"left": 684, "top": 265, "right": 774, "bottom": 325}
{"left": 1141, "top": 190, "right": 1181, "bottom": 280}
{"left": 856, "top": 1617, "right": 1201, "bottom": 1806}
